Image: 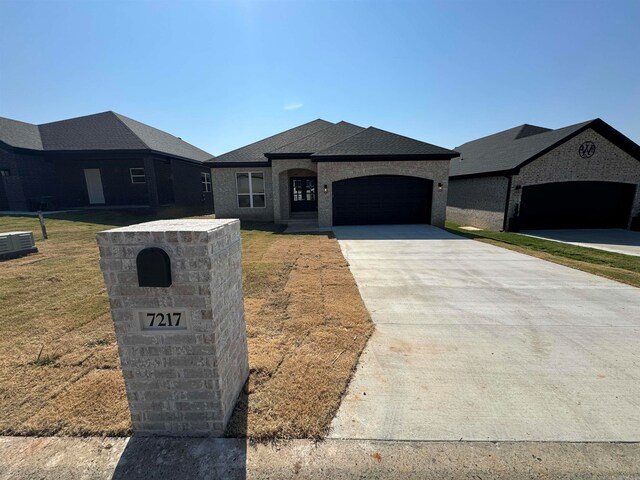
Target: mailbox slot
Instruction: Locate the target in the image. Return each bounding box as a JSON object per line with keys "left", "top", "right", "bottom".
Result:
{"left": 136, "top": 247, "right": 172, "bottom": 287}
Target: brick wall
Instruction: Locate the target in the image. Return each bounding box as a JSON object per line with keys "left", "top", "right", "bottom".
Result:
{"left": 447, "top": 176, "right": 509, "bottom": 230}
{"left": 211, "top": 166, "right": 274, "bottom": 222}
{"left": 317, "top": 160, "right": 451, "bottom": 228}
{"left": 97, "top": 219, "right": 249, "bottom": 436}
{"left": 506, "top": 128, "right": 640, "bottom": 227}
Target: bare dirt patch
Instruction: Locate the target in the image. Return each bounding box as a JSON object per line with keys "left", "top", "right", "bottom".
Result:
{"left": 0, "top": 214, "right": 372, "bottom": 438}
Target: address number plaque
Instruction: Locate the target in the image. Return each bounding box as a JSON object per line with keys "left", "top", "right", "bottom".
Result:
{"left": 137, "top": 309, "right": 191, "bottom": 332}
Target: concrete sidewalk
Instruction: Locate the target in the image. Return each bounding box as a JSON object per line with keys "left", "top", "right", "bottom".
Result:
{"left": 521, "top": 229, "right": 640, "bottom": 256}
{"left": 1, "top": 436, "right": 640, "bottom": 479}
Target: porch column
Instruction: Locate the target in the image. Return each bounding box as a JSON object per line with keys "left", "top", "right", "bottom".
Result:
{"left": 272, "top": 166, "right": 283, "bottom": 223}
{"left": 144, "top": 156, "right": 160, "bottom": 210}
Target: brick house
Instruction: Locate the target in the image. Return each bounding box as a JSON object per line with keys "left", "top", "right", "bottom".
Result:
{"left": 0, "top": 111, "right": 214, "bottom": 214}
{"left": 209, "top": 120, "right": 458, "bottom": 228}
{"left": 447, "top": 119, "right": 640, "bottom": 231}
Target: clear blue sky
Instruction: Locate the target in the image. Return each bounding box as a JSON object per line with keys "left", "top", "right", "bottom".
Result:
{"left": 1, "top": 0, "right": 639, "bottom": 156}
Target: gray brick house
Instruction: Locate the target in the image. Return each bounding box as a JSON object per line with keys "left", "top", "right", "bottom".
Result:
{"left": 447, "top": 119, "right": 640, "bottom": 231}
{"left": 0, "top": 112, "right": 214, "bottom": 214}
{"left": 209, "top": 120, "right": 458, "bottom": 228}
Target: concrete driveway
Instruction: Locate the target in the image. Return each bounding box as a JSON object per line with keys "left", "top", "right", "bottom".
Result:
{"left": 521, "top": 229, "right": 640, "bottom": 256}
{"left": 329, "top": 224, "right": 640, "bottom": 442}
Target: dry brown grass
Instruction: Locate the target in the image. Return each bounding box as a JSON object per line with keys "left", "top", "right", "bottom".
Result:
{"left": 0, "top": 214, "right": 372, "bottom": 439}
{"left": 227, "top": 225, "right": 373, "bottom": 440}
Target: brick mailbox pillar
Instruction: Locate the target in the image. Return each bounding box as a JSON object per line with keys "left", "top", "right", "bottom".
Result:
{"left": 97, "top": 219, "right": 249, "bottom": 436}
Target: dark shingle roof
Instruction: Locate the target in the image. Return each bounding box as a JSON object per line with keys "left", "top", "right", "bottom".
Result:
{"left": 0, "top": 117, "right": 43, "bottom": 150}
{"left": 450, "top": 120, "right": 596, "bottom": 177}
{"left": 266, "top": 121, "right": 365, "bottom": 157}
{"left": 39, "top": 112, "right": 147, "bottom": 151}
{"left": 211, "top": 119, "right": 333, "bottom": 165}
{"left": 0, "top": 111, "right": 213, "bottom": 162}
{"left": 113, "top": 113, "right": 213, "bottom": 162}
{"left": 311, "top": 127, "right": 459, "bottom": 159}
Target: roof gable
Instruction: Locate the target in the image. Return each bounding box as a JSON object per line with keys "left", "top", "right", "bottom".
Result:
{"left": 450, "top": 120, "right": 597, "bottom": 177}
{"left": 267, "top": 121, "right": 365, "bottom": 157}
{"left": 311, "top": 127, "right": 458, "bottom": 159}
{"left": 211, "top": 119, "right": 334, "bottom": 164}
{"left": 114, "top": 113, "right": 213, "bottom": 162}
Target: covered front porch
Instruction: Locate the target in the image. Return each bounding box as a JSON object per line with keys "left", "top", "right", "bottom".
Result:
{"left": 272, "top": 160, "right": 320, "bottom": 228}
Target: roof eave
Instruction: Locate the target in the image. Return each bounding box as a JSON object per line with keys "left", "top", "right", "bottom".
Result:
{"left": 449, "top": 169, "right": 518, "bottom": 180}
{"left": 0, "top": 140, "right": 45, "bottom": 154}
{"left": 311, "top": 153, "right": 459, "bottom": 162}
{"left": 210, "top": 160, "right": 272, "bottom": 169}
{"left": 43, "top": 148, "right": 209, "bottom": 164}
{"left": 514, "top": 118, "right": 640, "bottom": 172}
{"left": 452, "top": 118, "right": 640, "bottom": 178}
{"left": 265, "top": 152, "right": 314, "bottom": 160}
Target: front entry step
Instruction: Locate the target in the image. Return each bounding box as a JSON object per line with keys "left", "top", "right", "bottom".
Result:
{"left": 289, "top": 212, "right": 318, "bottom": 220}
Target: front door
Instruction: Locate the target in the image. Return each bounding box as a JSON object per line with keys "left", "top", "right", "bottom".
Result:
{"left": 290, "top": 177, "right": 318, "bottom": 212}
{"left": 84, "top": 168, "right": 105, "bottom": 204}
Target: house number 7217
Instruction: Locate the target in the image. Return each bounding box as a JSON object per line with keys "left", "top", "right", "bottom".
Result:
{"left": 137, "top": 309, "right": 190, "bottom": 331}
{"left": 146, "top": 312, "right": 181, "bottom": 327}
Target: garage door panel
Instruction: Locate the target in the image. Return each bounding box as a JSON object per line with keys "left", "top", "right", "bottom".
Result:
{"left": 333, "top": 175, "right": 432, "bottom": 226}
{"left": 519, "top": 181, "right": 635, "bottom": 230}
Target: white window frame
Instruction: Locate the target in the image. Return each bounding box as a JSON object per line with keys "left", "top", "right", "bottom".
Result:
{"left": 130, "top": 167, "right": 146, "bottom": 184}
{"left": 236, "top": 172, "right": 266, "bottom": 208}
{"left": 201, "top": 172, "right": 212, "bottom": 192}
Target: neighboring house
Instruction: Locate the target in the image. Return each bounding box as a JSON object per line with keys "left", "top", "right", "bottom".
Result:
{"left": 209, "top": 119, "right": 458, "bottom": 228}
{"left": 447, "top": 119, "right": 640, "bottom": 231}
{"left": 0, "top": 111, "right": 214, "bottom": 214}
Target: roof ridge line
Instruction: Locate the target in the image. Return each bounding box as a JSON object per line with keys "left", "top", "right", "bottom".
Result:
{"left": 111, "top": 112, "right": 151, "bottom": 150}
{"left": 267, "top": 121, "right": 339, "bottom": 154}
{"left": 365, "top": 125, "right": 449, "bottom": 147}
{"left": 311, "top": 126, "right": 373, "bottom": 156}
{"left": 217, "top": 119, "right": 332, "bottom": 158}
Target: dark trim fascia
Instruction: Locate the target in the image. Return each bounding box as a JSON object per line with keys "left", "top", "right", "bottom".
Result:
{"left": 517, "top": 119, "right": 640, "bottom": 170}
{"left": 0, "top": 141, "right": 45, "bottom": 155}
{"left": 450, "top": 169, "right": 517, "bottom": 180}
{"left": 265, "top": 152, "right": 314, "bottom": 160}
{"left": 47, "top": 149, "right": 209, "bottom": 166}
{"left": 311, "top": 154, "right": 459, "bottom": 162}
{"left": 452, "top": 119, "right": 640, "bottom": 179}
{"left": 209, "top": 160, "right": 272, "bottom": 169}
{"left": 513, "top": 123, "right": 595, "bottom": 172}
{"left": 0, "top": 142, "right": 208, "bottom": 165}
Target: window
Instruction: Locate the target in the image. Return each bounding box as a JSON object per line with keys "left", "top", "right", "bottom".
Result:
{"left": 201, "top": 172, "right": 211, "bottom": 192}
{"left": 130, "top": 167, "right": 146, "bottom": 184}
{"left": 236, "top": 172, "right": 265, "bottom": 208}
{"left": 0, "top": 169, "right": 10, "bottom": 177}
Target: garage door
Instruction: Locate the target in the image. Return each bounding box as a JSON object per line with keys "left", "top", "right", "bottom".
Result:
{"left": 518, "top": 181, "right": 636, "bottom": 229}
{"left": 332, "top": 175, "right": 432, "bottom": 226}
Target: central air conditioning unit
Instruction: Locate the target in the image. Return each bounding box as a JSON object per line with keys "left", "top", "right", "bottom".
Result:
{"left": 0, "top": 231, "right": 38, "bottom": 261}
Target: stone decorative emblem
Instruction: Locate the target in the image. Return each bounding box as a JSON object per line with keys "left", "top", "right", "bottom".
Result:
{"left": 579, "top": 141, "right": 596, "bottom": 159}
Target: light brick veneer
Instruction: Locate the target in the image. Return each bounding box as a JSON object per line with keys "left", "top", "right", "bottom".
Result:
{"left": 96, "top": 219, "right": 248, "bottom": 436}
{"left": 507, "top": 129, "right": 640, "bottom": 226}
{"left": 317, "top": 160, "right": 451, "bottom": 228}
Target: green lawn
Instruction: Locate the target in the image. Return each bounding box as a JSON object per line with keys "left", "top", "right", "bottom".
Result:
{"left": 446, "top": 222, "right": 640, "bottom": 288}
